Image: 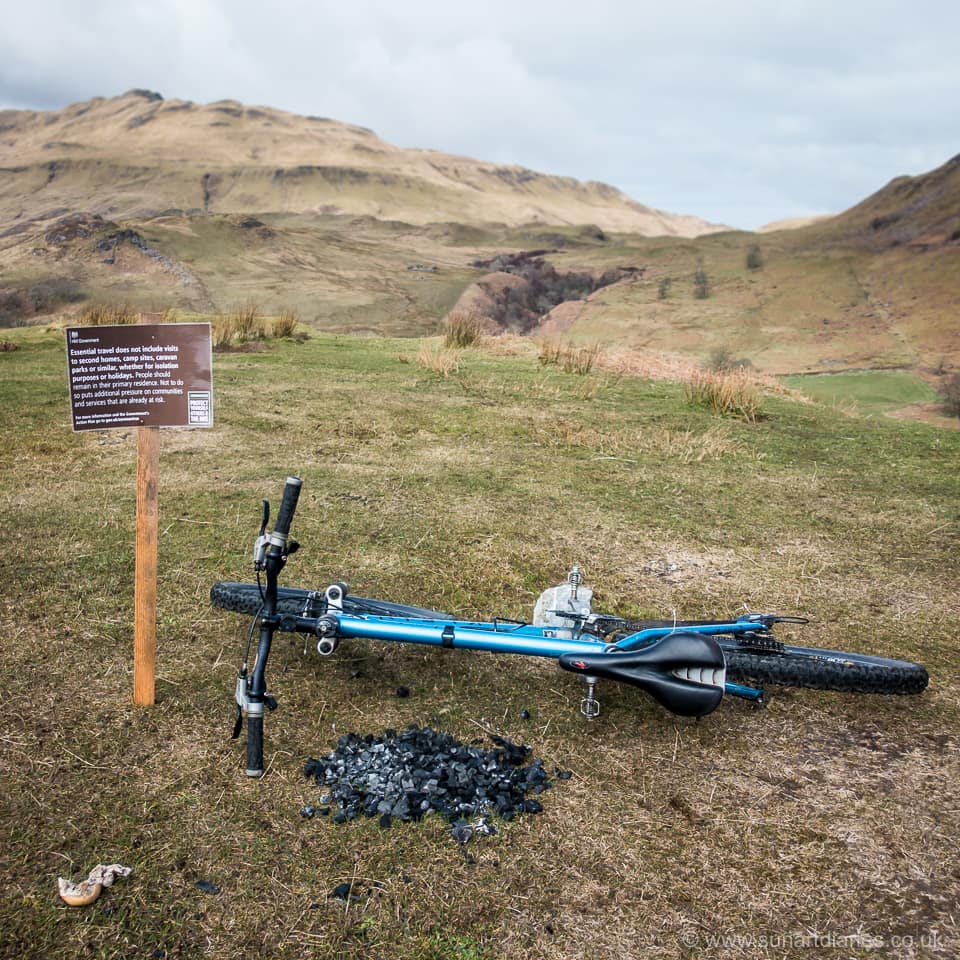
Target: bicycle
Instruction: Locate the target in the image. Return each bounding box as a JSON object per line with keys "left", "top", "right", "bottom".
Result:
{"left": 212, "top": 477, "right": 929, "bottom": 777}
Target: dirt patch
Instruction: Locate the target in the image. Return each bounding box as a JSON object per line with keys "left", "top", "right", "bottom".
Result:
{"left": 212, "top": 340, "right": 269, "bottom": 354}
{"left": 622, "top": 549, "right": 740, "bottom": 587}
{"left": 888, "top": 402, "right": 960, "bottom": 429}
{"left": 536, "top": 299, "right": 585, "bottom": 337}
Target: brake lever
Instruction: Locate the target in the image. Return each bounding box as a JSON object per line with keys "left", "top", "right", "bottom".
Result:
{"left": 232, "top": 703, "right": 243, "bottom": 739}
{"left": 549, "top": 610, "right": 589, "bottom": 622}
{"left": 232, "top": 669, "right": 248, "bottom": 739}
{"left": 253, "top": 499, "right": 271, "bottom": 570}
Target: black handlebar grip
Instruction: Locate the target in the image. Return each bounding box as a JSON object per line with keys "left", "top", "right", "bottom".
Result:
{"left": 246, "top": 715, "right": 265, "bottom": 777}
{"left": 272, "top": 476, "right": 303, "bottom": 540}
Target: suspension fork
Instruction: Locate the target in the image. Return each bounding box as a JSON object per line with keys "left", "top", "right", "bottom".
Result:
{"left": 243, "top": 554, "right": 282, "bottom": 776}
{"left": 235, "top": 477, "right": 302, "bottom": 777}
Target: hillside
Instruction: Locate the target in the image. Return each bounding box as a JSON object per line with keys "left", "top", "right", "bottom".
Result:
{"left": 0, "top": 91, "right": 957, "bottom": 382}
{"left": 817, "top": 152, "right": 960, "bottom": 248}
{"left": 0, "top": 90, "right": 723, "bottom": 235}
{"left": 529, "top": 156, "right": 960, "bottom": 376}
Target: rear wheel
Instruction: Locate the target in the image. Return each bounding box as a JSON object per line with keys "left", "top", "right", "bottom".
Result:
{"left": 721, "top": 641, "right": 928, "bottom": 695}
{"left": 210, "top": 581, "right": 450, "bottom": 622}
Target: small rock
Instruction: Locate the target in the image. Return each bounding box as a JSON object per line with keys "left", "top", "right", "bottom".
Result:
{"left": 450, "top": 820, "right": 473, "bottom": 845}
{"left": 195, "top": 880, "right": 220, "bottom": 895}
{"left": 330, "top": 882, "right": 361, "bottom": 901}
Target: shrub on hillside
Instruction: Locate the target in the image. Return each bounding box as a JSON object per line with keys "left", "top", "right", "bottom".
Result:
{"left": 685, "top": 370, "right": 761, "bottom": 422}
{"left": 693, "top": 264, "right": 710, "bottom": 299}
{"left": 705, "top": 347, "right": 753, "bottom": 373}
{"left": 538, "top": 340, "right": 601, "bottom": 375}
{"left": 942, "top": 373, "right": 960, "bottom": 418}
{"left": 79, "top": 303, "right": 138, "bottom": 325}
{"left": 231, "top": 302, "right": 264, "bottom": 342}
{"left": 444, "top": 310, "right": 488, "bottom": 348}
{"left": 273, "top": 309, "right": 299, "bottom": 339}
{"left": 417, "top": 343, "right": 461, "bottom": 378}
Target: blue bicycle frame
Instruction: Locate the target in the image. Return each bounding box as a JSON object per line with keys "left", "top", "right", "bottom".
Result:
{"left": 291, "top": 592, "right": 767, "bottom": 707}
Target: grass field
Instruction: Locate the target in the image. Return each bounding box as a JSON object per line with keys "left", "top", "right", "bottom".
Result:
{"left": 1, "top": 325, "right": 958, "bottom": 959}
{"left": 783, "top": 370, "right": 942, "bottom": 416}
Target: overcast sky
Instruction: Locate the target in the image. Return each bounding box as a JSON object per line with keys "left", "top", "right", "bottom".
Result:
{"left": 2, "top": 0, "right": 957, "bottom": 230}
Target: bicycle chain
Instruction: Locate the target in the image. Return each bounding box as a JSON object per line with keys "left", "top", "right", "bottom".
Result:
{"left": 734, "top": 631, "right": 785, "bottom": 654}
{"left": 588, "top": 617, "right": 633, "bottom": 640}
{"left": 592, "top": 619, "right": 786, "bottom": 655}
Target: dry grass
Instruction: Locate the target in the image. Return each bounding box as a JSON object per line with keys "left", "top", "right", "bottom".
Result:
{"left": 684, "top": 369, "right": 764, "bottom": 422}
{"left": 538, "top": 341, "right": 602, "bottom": 375}
{"left": 417, "top": 342, "right": 462, "bottom": 378}
{"left": 231, "top": 301, "right": 265, "bottom": 341}
{"left": 527, "top": 419, "right": 741, "bottom": 463}
{"left": 273, "top": 308, "right": 299, "bottom": 339}
{"left": 77, "top": 302, "right": 138, "bottom": 325}
{"left": 599, "top": 348, "right": 702, "bottom": 382}
{"left": 597, "top": 347, "right": 808, "bottom": 402}
{"left": 210, "top": 314, "right": 235, "bottom": 349}
{"left": 444, "top": 310, "right": 490, "bottom": 349}
{"left": 212, "top": 303, "right": 280, "bottom": 349}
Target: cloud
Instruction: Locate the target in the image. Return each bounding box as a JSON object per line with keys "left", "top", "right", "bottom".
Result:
{"left": 1, "top": 0, "right": 958, "bottom": 228}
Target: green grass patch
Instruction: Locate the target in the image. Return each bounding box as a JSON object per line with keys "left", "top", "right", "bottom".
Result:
{"left": 783, "top": 370, "right": 940, "bottom": 415}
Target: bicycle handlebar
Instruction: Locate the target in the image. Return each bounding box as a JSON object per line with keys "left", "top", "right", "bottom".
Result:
{"left": 246, "top": 714, "right": 264, "bottom": 777}
{"left": 241, "top": 476, "right": 303, "bottom": 778}
{"left": 271, "top": 476, "right": 302, "bottom": 545}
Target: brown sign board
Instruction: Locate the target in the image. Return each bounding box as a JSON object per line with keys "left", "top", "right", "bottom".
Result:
{"left": 67, "top": 322, "right": 213, "bottom": 431}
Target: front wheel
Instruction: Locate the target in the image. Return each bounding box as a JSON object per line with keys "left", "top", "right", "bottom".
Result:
{"left": 210, "top": 581, "right": 450, "bottom": 622}
{"left": 721, "top": 641, "right": 928, "bottom": 695}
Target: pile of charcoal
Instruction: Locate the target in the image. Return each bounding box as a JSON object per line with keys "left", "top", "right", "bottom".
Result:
{"left": 302, "top": 724, "right": 570, "bottom": 828}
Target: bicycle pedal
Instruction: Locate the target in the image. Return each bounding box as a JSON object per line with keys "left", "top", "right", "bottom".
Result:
{"left": 578, "top": 676, "right": 601, "bottom": 719}
{"left": 579, "top": 697, "right": 601, "bottom": 720}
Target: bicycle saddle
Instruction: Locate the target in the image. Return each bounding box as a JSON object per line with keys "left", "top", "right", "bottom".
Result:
{"left": 558, "top": 631, "right": 726, "bottom": 717}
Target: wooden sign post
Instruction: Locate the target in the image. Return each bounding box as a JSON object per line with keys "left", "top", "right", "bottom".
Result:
{"left": 134, "top": 426, "right": 160, "bottom": 705}
{"left": 66, "top": 321, "right": 213, "bottom": 706}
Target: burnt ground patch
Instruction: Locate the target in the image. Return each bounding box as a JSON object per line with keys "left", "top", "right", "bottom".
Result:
{"left": 469, "top": 250, "right": 641, "bottom": 332}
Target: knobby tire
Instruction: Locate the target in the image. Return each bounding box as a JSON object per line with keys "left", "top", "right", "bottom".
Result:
{"left": 210, "top": 581, "right": 450, "bottom": 622}
{"left": 722, "top": 643, "right": 928, "bottom": 695}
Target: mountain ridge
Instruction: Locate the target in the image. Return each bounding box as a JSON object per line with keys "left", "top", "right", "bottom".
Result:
{"left": 0, "top": 89, "right": 726, "bottom": 236}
